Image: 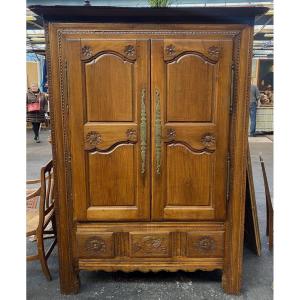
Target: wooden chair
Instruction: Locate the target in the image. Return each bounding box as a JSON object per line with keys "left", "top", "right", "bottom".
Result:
{"left": 26, "top": 160, "right": 57, "bottom": 280}
{"left": 259, "top": 155, "right": 273, "bottom": 250}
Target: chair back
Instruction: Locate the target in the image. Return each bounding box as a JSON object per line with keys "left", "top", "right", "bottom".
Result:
{"left": 38, "top": 160, "right": 55, "bottom": 229}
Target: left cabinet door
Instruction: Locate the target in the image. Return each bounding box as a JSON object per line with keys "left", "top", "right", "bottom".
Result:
{"left": 63, "top": 38, "right": 151, "bottom": 221}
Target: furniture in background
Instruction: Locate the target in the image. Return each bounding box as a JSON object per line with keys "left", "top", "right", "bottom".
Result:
{"left": 31, "top": 5, "right": 268, "bottom": 295}
{"left": 259, "top": 155, "right": 273, "bottom": 250}
{"left": 26, "top": 160, "right": 57, "bottom": 280}
{"left": 256, "top": 106, "right": 273, "bottom": 132}
{"left": 26, "top": 188, "right": 39, "bottom": 209}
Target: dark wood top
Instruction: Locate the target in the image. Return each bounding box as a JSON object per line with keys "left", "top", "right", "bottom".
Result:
{"left": 29, "top": 5, "right": 268, "bottom": 25}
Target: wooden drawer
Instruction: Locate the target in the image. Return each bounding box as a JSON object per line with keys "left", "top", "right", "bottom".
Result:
{"left": 75, "top": 223, "right": 224, "bottom": 260}
{"left": 76, "top": 232, "right": 114, "bottom": 258}
{"left": 186, "top": 231, "right": 224, "bottom": 258}
{"left": 129, "top": 232, "right": 171, "bottom": 258}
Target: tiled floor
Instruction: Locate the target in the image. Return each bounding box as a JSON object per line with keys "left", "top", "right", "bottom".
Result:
{"left": 27, "top": 129, "right": 273, "bottom": 299}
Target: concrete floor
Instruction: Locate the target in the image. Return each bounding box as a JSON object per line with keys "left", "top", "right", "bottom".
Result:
{"left": 27, "top": 129, "right": 273, "bottom": 300}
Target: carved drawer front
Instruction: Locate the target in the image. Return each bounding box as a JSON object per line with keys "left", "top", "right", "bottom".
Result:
{"left": 186, "top": 231, "right": 224, "bottom": 258}
{"left": 77, "top": 232, "right": 114, "bottom": 258}
{"left": 129, "top": 232, "right": 171, "bottom": 258}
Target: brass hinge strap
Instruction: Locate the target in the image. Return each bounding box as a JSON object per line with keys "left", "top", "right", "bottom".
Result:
{"left": 140, "top": 88, "right": 147, "bottom": 174}
{"left": 155, "top": 89, "right": 162, "bottom": 175}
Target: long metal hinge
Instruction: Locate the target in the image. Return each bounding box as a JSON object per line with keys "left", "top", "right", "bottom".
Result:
{"left": 226, "top": 152, "right": 231, "bottom": 203}
{"left": 230, "top": 63, "right": 235, "bottom": 114}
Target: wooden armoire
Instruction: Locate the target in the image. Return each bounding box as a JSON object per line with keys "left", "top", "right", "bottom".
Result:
{"left": 31, "top": 5, "right": 268, "bottom": 295}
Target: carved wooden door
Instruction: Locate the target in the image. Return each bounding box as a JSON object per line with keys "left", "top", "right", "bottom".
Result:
{"left": 151, "top": 38, "right": 233, "bottom": 221}
{"left": 65, "top": 39, "right": 151, "bottom": 221}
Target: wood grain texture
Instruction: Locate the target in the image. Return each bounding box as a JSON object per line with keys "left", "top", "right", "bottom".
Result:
{"left": 75, "top": 223, "right": 225, "bottom": 263}
{"left": 85, "top": 52, "right": 134, "bottom": 122}
{"left": 166, "top": 54, "right": 214, "bottom": 122}
{"left": 151, "top": 37, "right": 232, "bottom": 221}
{"left": 130, "top": 232, "right": 171, "bottom": 258}
{"left": 88, "top": 145, "right": 135, "bottom": 206}
{"left": 46, "top": 20, "right": 255, "bottom": 295}
{"left": 166, "top": 145, "right": 214, "bottom": 206}
{"left": 64, "top": 37, "right": 151, "bottom": 221}
{"left": 186, "top": 231, "right": 224, "bottom": 258}
{"left": 76, "top": 232, "right": 114, "bottom": 258}
{"left": 46, "top": 22, "right": 80, "bottom": 294}
{"left": 78, "top": 260, "right": 224, "bottom": 272}
{"left": 222, "top": 26, "right": 253, "bottom": 295}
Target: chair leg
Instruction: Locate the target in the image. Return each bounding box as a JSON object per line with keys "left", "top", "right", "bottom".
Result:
{"left": 36, "top": 231, "right": 52, "bottom": 281}
{"left": 266, "top": 198, "right": 269, "bottom": 236}
{"left": 268, "top": 209, "right": 273, "bottom": 250}
{"left": 51, "top": 214, "right": 57, "bottom": 237}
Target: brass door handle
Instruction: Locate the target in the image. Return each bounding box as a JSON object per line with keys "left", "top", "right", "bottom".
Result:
{"left": 155, "top": 89, "right": 162, "bottom": 175}
{"left": 140, "top": 88, "right": 147, "bottom": 174}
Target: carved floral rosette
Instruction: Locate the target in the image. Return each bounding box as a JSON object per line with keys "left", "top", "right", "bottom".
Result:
{"left": 81, "top": 45, "right": 93, "bottom": 59}
{"left": 194, "top": 236, "right": 216, "bottom": 252}
{"left": 85, "top": 131, "right": 102, "bottom": 146}
{"left": 165, "top": 44, "right": 176, "bottom": 56}
{"left": 126, "top": 128, "right": 137, "bottom": 141}
{"left": 207, "top": 46, "right": 221, "bottom": 61}
{"left": 124, "top": 45, "right": 135, "bottom": 57}
{"left": 167, "top": 128, "right": 176, "bottom": 140}
{"left": 200, "top": 133, "right": 216, "bottom": 147}
{"left": 85, "top": 237, "right": 106, "bottom": 253}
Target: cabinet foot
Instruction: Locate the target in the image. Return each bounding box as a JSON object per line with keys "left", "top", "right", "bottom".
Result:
{"left": 221, "top": 271, "right": 241, "bottom": 295}
{"left": 60, "top": 270, "right": 80, "bottom": 295}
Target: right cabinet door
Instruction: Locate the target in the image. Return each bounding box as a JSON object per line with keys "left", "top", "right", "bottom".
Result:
{"left": 151, "top": 37, "right": 233, "bottom": 221}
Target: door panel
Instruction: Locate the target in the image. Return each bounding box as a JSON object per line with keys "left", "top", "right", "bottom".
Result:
{"left": 85, "top": 54, "right": 134, "bottom": 122}
{"left": 151, "top": 38, "right": 233, "bottom": 221}
{"left": 166, "top": 145, "right": 214, "bottom": 206}
{"left": 88, "top": 145, "right": 135, "bottom": 206}
{"left": 166, "top": 54, "right": 214, "bottom": 122}
{"left": 66, "top": 38, "right": 150, "bottom": 221}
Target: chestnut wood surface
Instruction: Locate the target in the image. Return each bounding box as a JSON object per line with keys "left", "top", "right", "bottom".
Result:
{"left": 36, "top": 5, "right": 267, "bottom": 294}
{"left": 151, "top": 37, "right": 232, "bottom": 221}
{"left": 64, "top": 37, "right": 151, "bottom": 221}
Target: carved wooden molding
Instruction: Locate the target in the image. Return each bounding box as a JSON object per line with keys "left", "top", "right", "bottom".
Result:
{"left": 124, "top": 45, "right": 135, "bottom": 57}
{"left": 59, "top": 29, "right": 240, "bottom": 37}
{"left": 201, "top": 133, "right": 216, "bottom": 147}
{"left": 126, "top": 128, "right": 137, "bottom": 140}
{"left": 81, "top": 45, "right": 93, "bottom": 59}
{"left": 132, "top": 236, "right": 168, "bottom": 255}
{"left": 85, "top": 131, "right": 102, "bottom": 145}
{"left": 85, "top": 237, "right": 107, "bottom": 253}
{"left": 194, "top": 236, "right": 216, "bottom": 251}
{"left": 165, "top": 44, "right": 176, "bottom": 56}
{"left": 207, "top": 46, "right": 221, "bottom": 61}
{"left": 167, "top": 128, "right": 176, "bottom": 140}
{"left": 54, "top": 28, "right": 244, "bottom": 292}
